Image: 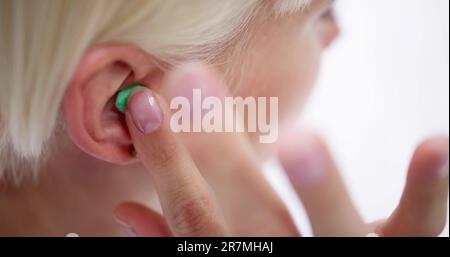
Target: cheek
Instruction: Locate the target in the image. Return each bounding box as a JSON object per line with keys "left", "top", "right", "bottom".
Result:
{"left": 237, "top": 35, "right": 322, "bottom": 122}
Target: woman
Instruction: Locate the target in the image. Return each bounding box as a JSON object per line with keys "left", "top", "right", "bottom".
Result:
{"left": 0, "top": 0, "right": 447, "bottom": 236}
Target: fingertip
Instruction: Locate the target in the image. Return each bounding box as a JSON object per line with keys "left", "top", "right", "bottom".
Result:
{"left": 416, "top": 135, "right": 448, "bottom": 163}
{"left": 385, "top": 135, "right": 449, "bottom": 236}
{"left": 164, "top": 61, "right": 224, "bottom": 100}
{"left": 114, "top": 202, "right": 170, "bottom": 237}
{"left": 114, "top": 202, "right": 138, "bottom": 226}
{"left": 114, "top": 203, "right": 137, "bottom": 236}
{"left": 409, "top": 135, "right": 449, "bottom": 182}
{"left": 125, "top": 87, "right": 164, "bottom": 135}
{"left": 278, "top": 130, "right": 327, "bottom": 163}
{"left": 278, "top": 131, "right": 329, "bottom": 187}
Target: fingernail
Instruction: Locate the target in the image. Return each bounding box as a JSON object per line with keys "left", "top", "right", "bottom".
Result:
{"left": 127, "top": 88, "right": 163, "bottom": 134}
{"left": 366, "top": 233, "right": 380, "bottom": 237}
{"left": 280, "top": 135, "right": 327, "bottom": 187}
{"left": 438, "top": 159, "right": 449, "bottom": 179}
{"left": 286, "top": 147, "right": 325, "bottom": 186}
{"left": 115, "top": 217, "right": 137, "bottom": 237}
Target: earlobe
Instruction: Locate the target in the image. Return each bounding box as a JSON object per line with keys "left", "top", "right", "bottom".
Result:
{"left": 61, "top": 43, "right": 159, "bottom": 164}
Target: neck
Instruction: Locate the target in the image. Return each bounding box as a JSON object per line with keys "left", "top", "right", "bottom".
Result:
{"left": 0, "top": 140, "right": 156, "bottom": 236}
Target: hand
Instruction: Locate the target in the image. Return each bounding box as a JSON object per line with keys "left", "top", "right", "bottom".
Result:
{"left": 113, "top": 63, "right": 449, "bottom": 236}
{"left": 278, "top": 131, "right": 449, "bottom": 236}
{"left": 113, "top": 63, "right": 298, "bottom": 236}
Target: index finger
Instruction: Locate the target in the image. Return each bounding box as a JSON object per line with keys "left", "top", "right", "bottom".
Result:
{"left": 125, "top": 86, "right": 227, "bottom": 236}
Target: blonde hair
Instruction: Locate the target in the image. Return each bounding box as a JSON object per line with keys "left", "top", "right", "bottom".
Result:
{"left": 0, "top": 0, "right": 310, "bottom": 182}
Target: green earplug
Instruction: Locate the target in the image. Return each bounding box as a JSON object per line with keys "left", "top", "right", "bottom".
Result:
{"left": 115, "top": 83, "right": 144, "bottom": 113}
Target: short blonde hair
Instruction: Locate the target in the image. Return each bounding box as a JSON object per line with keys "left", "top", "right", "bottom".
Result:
{"left": 0, "top": 0, "right": 310, "bottom": 181}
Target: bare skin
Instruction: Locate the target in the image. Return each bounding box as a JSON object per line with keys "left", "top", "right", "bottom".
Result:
{"left": 0, "top": 0, "right": 448, "bottom": 236}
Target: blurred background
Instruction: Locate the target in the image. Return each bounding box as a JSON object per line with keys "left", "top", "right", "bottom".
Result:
{"left": 264, "top": 0, "right": 449, "bottom": 236}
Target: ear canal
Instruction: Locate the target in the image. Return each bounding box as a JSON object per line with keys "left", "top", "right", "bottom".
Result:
{"left": 115, "top": 83, "right": 145, "bottom": 113}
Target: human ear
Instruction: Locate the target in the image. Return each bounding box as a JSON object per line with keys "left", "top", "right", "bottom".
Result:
{"left": 62, "top": 43, "right": 163, "bottom": 163}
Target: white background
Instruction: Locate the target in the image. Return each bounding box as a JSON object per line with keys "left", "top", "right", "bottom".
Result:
{"left": 264, "top": 0, "right": 449, "bottom": 236}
